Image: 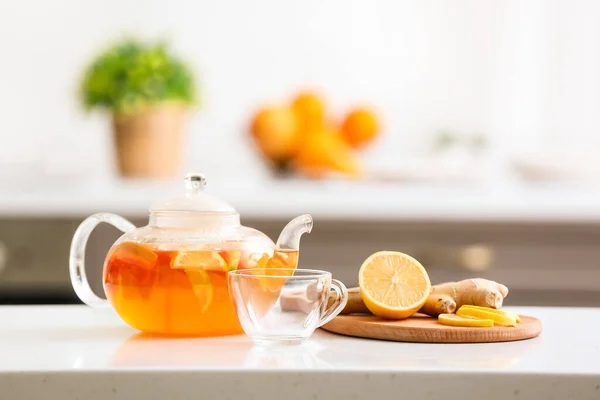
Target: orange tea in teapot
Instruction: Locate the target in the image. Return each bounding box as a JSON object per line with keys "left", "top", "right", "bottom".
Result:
{"left": 70, "top": 173, "right": 312, "bottom": 337}
{"left": 103, "top": 241, "right": 299, "bottom": 336}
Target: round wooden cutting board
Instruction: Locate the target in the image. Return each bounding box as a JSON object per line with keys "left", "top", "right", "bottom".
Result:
{"left": 321, "top": 313, "right": 542, "bottom": 343}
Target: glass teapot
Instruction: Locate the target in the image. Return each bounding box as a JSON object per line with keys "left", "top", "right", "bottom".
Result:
{"left": 69, "top": 173, "right": 313, "bottom": 336}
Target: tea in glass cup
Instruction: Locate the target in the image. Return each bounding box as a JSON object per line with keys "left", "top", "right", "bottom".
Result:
{"left": 228, "top": 268, "right": 348, "bottom": 345}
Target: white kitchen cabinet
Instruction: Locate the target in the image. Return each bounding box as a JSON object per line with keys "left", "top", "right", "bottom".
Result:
{"left": 0, "top": 217, "right": 599, "bottom": 306}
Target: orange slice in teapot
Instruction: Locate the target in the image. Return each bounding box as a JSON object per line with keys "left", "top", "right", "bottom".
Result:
{"left": 186, "top": 270, "right": 213, "bottom": 313}
{"left": 245, "top": 252, "right": 295, "bottom": 293}
{"left": 219, "top": 250, "right": 241, "bottom": 270}
{"left": 110, "top": 242, "right": 158, "bottom": 272}
{"left": 170, "top": 251, "right": 230, "bottom": 272}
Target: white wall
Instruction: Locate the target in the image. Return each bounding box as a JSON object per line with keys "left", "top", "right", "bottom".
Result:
{"left": 1, "top": 0, "right": 599, "bottom": 183}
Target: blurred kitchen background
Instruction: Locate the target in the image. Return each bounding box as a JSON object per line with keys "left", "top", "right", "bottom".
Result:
{"left": 1, "top": 0, "right": 600, "bottom": 306}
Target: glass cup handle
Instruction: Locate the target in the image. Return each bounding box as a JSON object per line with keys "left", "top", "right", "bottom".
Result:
{"left": 69, "top": 213, "right": 136, "bottom": 308}
{"left": 318, "top": 279, "right": 348, "bottom": 327}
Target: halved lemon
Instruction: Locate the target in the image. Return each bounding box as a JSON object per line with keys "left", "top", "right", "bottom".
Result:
{"left": 186, "top": 270, "right": 213, "bottom": 313}
{"left": 170, "top": 251, "right": 229, "bottom": 272}
{"left": 358, "top": 251, "right": 431, "bottom": 319}
{"left": 438, "top": 313, "right": 494, "bottom": 327}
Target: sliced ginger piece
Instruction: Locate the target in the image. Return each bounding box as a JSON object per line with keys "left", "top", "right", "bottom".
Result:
{"left": 460, "top": 305, "right": 521, "bottom": 323}
{"left": 438, "top": 313, "right": 494, "bottom": 327}
{"left": 457, "top": 306, "right": 517, "bottom": 327}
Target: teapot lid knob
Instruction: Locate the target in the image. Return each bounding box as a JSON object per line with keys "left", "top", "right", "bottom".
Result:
{"left": 184, "top": 172, "right": 206, "bottom": 192}
{"left": 150, "top": 172, "right": 236, "bottom": 216}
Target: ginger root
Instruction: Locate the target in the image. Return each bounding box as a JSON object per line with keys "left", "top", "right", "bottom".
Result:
{"left": 419, "top": 278, "right": 508, "bottom": 316}
{"left": 340, "top": 287, "right": 370, "bottom": 314}
{"left": 331, "top": 278, "right": 509, "bottom": 317}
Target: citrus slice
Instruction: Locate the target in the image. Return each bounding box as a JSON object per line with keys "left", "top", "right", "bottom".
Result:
{"left": 246, "top": 253, "right": 270, "bottom": 269}
{"left": 438, "top": 313, "right": 494, "bottom": 327}
{"left": 457, "top": 306, "right": 517, "bottom": 327}
{"left": 245, "top": 252, "right": 295, "bottom": 292}
{"left": 170, "top": 251, "right": 229, "bottom": 271}
{"left": 219, "top": 250, "right": 241, "bottom": 270}
{"left": 110, "top": 242, "right": 158, "bottom": 271}
{"left": 267, "top": 249, "right": 299, "bottom": 270}
{"left": 186, "top": 270, "right": 213, "bottom": 313}
{"left": 459, "top": 305, "right": 521, "bottom": 323}
{"left": 358, "top": 251, "right": 431, "bottom": 319}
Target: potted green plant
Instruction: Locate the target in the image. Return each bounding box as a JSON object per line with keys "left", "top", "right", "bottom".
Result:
{"left": 80, "top": 39, "right": 197, "bottom": 178}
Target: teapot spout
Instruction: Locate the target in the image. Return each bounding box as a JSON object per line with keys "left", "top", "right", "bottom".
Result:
{"left": 276, "top": 214, "right": 313, "bottom": 251}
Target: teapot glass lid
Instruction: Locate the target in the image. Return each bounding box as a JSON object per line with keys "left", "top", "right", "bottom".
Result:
{"left": 150, "top": 173, "right": 237, "bottom": 214}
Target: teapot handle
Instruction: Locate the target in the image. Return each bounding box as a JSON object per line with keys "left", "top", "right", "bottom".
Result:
{"left": 69, "top": 213, "right": 136, "bottom": 307}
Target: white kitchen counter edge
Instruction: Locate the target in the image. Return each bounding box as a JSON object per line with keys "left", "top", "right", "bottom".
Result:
{"left": 1, "top": 370, "right": 598, "bottom": 400}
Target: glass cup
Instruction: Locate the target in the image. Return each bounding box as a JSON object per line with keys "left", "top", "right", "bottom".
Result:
{"left": 228, "top": 268, "right": 348, "bottom": 345}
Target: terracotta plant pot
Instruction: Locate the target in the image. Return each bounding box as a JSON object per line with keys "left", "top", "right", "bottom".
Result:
{"left": 112, "top": 104, "right": 187, "bottom": 178}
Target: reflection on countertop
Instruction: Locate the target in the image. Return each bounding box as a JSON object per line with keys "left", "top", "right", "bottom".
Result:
{"left": 0, "top": 305, "right": 596, "bottom": 375}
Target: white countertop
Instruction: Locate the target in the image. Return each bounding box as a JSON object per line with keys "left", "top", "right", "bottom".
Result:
{"left": 4, "top": 177, "right": 600, "bottom": 223}
{"left": 0, "top": 305, "right": 599, "bottom": 399}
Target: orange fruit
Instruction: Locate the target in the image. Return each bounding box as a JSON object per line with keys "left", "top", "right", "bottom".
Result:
{"left": 358, "top": 251, "right": 431, "bottom": 319}
{"left": 267, "top": 249, "right": 299, "bottom": 270}
{"left": 250, "top": 105, "right": 299, "bottom": 166}
{"left": 218, "top": 250, "right": 241, "bottom": 270}
{"left": 245, "top": 253, "right": 270, "bottom": 269}
{"left": 238, "top": 253, "right": 296, "bottom": 317}
{"left": 170, "top": 250, "right": 219, "bottom": 313}
{"left": 340, "top": 108, "right": 379, "bottom": 149}
{"left": 186, "top": 270, "right": 213, "bottom": 313}
{"left": 105, "top": 242, "right": 158, "bottom": 288}
{"left": 110, "top": 242, "right": 158, "bottom": 272}
{"left": 294, "top": 127, "right": 362, "bottom": 178}
{"left": 292, "top": 91, "right": 325, "bottom": 131}
{"left": 170, "top": 251, "right": 230, "bottom": 272}
{"left": 244, "top": 252, "right": 295, "bottom": 292}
